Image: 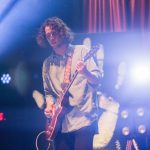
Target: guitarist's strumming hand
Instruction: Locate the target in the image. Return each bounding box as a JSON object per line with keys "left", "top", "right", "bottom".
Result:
{"left": 44, "top": 99, "right": 56, "bottom": 118}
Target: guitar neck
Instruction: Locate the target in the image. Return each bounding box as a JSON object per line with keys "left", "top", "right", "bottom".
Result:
{"left": 57, "top": 45, "right": 100, "bottom": 104}
{"left": 62, "top": 46, "right": 99, "bottom": 94}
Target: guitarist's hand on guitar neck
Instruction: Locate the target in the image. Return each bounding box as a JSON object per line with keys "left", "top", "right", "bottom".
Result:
{"left": 76, "top": 60, "right": 87, "bottom": 74}
{"left": 44, "top": 99, "right": 56, "bottom": 118}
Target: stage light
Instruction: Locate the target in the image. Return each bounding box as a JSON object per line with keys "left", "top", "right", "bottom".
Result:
{"left": 130, "top": 62, "right": 150, "bottom": 85}
{"left": 122, "top": 126, "right": 130, "bottom": 136}
{"left": 1, "top": 73, "right": 11, "bottom": 84}
{"left": 136, "top": 107, "right": 144, "bottom": 117}
{"left": 138, "top": 124, "right": 146, "bottom": 134}
{"left": 0, "top": 112, "right": 5, "bottom": 121}
{"left": 121, "top": 109, "right": 128, "bottom": 119}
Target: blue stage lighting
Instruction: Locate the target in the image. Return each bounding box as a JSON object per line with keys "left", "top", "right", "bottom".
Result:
{"left": 1, "top": 73, "right": 11, "bottom": 84}
{"left": 121, "top": 109, "right": 129, "bottom": 119}
{"left": 122, "top": 126, "right": 130, "bottom": 136}
{"left": 136, "top": 108, "right": 144, "bottom": 117}
{"left": 130, "top": 62, "right": 150, "bottom": 85}
{"left": 138, "top": 124, "right": 146, "bottom": 134}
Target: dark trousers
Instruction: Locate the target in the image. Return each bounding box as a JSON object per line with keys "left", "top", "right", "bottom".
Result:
{"left": 54, "top": 121, "right": 97, "bottom": 150}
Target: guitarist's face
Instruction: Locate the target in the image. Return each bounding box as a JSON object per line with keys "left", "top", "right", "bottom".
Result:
{"left": 45, "top": 26, "right": 64, "bottom": 50}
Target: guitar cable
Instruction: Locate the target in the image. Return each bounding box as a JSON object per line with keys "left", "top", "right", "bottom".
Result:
{"left": 35, "top": 130, "right": 51, "bottom": 150}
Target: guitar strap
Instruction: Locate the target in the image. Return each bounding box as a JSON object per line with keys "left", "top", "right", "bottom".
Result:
{"left": 61, "top": 47, "right": 74, "bottom": 91}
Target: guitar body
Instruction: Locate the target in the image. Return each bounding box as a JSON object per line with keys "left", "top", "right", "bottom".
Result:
{"left": 45, "top": 105, "right": 67, "bottom": 141}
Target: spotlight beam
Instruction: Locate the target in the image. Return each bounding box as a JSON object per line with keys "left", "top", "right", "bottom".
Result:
{"left": 0, "top": 0, "right": 18, "bottom": 22}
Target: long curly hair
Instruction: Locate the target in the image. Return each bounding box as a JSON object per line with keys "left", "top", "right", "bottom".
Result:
{"left": 36, "top": 17, "right": 74, "bottom": 48}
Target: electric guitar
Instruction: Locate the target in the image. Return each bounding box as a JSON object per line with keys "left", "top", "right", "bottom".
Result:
{"left": 45, "top": 45, "right": 100, "bottom": 141}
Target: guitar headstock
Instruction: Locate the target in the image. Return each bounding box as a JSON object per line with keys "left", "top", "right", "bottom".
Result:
{"left": 83, "top": 44, "right": 100, "bottom": 62}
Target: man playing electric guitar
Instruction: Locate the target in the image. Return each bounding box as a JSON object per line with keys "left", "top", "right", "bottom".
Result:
{"left": 36, "top": 17, "right": 103, "bottom": 150}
